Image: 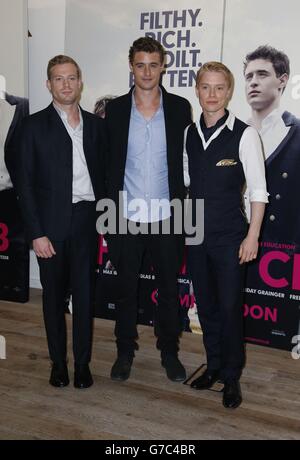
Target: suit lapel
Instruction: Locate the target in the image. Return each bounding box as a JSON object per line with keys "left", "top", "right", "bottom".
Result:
{"left": 161, "top": 87, "right": 173, "bottom": 167}
{"left": 47, "top": 104, "right": 72, "bottom": 166}
{"left": 81, "top": 108, "right": 93, "bottom": 169}
{"left": 120, "top": 90, "right": 132, "bottom": 166}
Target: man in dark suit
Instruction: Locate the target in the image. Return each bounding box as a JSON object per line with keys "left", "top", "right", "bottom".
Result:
{"left": 18, "top": 55, "right": 106, "bottom": 388}
{"left": 244, "top": 45, "right": 300, "bottom": 246}
{"left": 105, "top": 37, "right": 192, "bottom": 382}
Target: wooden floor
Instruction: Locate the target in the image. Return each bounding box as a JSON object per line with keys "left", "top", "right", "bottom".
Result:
{"left": 0, "top": 289, "right": 300, "bottom": 440}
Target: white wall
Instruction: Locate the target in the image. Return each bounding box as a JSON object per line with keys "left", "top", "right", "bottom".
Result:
{"left": 28, "top": 0, "right": 66, "bottom": 112}
{"left": 223, "top": 0, "right": 300, "bottom": 121}
{"left": 28, "top": 0, "right": 67, "bottom": 287}
{"left": 0, "top": 0, "right": 28, "bottom": 97}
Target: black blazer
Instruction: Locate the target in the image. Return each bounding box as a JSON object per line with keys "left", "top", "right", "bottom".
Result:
{"left": 104, "top": 85, "right": 192, "bottom": 265}
{"left": 18, "top": 103, "right": 106, "bottom": 243}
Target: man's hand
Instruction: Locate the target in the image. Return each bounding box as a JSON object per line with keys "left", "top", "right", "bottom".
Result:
{"left": 239, "top": 234, "right": 258, "bottom": 264}
{"left": 33, "top": 237, "right": 56, "bottom": 258}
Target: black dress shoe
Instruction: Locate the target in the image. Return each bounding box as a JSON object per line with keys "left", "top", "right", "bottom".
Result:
{"left": 111, "top": 356, "right": 133, "bottom": 381}
{"left": 49, "top": 362, "right": 69, "bottom": 387}
{"left": 161, "top": 354, "right": 186, "bottom": 382}
{"left": 190, "top": 368, "right": 220, "bottom": 390}
{"left": 223, "top": 380, "right": 242, "bottom": 409}
{"left": 74, "top": 364, "right": 93, "bottom": 389}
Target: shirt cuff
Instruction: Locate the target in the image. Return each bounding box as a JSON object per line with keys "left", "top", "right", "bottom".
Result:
{"left": 249, "top": 189, "right": 269, "bottom": 203}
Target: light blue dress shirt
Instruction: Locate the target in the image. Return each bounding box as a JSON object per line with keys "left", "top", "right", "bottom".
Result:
{"left": 123, "top": 91, "right": 171, "bottom": 223}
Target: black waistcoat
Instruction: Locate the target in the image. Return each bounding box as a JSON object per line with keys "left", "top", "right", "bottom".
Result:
{"left": 186, "top": 117, "right": 248, "bottom": 246}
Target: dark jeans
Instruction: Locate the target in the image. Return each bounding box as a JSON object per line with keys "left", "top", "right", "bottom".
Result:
{"left": 114, "top": 228, "right": 183, "bottom": 356}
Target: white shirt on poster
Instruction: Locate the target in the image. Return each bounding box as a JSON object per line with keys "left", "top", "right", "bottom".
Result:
{"left": 0, "top": 98, "right": 14, "bottom": 191}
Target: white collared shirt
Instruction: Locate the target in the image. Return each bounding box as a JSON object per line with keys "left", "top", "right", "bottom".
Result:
{"left": 247, "top": 108, "right": 290, "bottom": 160}
{"left": 53, "top": 104, "right": 95, "bottom": 203}
{"left": 183, "top": 111, "right": 269, "bottom": 213}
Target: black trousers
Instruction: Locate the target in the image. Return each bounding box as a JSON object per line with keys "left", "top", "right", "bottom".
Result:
{"left": 189, "top": 243, "right": 246, "bottom": 381}
{"left": 38, "top": 201, "right": 97, "bottom": 366}
{"left": 114, "top": 228, "right": 182, "bottom": 356}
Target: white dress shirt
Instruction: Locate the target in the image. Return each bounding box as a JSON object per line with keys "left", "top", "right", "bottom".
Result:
{"left": 183, "top": 111, "right": 269, "bottom": 216}
{"left": 54, "top": 104, "right": 95, "bottom": 203}
{"left": 247, "top": 108, "right": 290, "bottom": 160}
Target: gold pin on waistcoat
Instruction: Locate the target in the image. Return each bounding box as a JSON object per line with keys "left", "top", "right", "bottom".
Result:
{"left": 216, "top": 159, "right": 238, "bottom": 166}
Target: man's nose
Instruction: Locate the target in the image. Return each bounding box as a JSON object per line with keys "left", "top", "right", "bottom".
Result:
{"left": 63, "top": 78, "right": 70, "bottom": 87}
{"left": 249, "top": 76, "right": 258, "bottom": 86}
{"left": 144, "top": 66, "right": 151, "bottom": 76}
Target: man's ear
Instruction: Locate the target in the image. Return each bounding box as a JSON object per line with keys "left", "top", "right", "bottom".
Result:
{"left": 46, "top": 80, "right": 51, "bottom": 93}
{"left": 279, "top": 73, "right": 289, "bottom": 92}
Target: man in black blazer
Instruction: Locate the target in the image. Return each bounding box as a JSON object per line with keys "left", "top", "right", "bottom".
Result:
{"left": 18, "top": 55, "right": 106, "bottom": 388}
{"left": 105, "top": 37, "right": 192, "bottom": 382}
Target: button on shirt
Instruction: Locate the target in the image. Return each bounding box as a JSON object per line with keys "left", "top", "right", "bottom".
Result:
{"left": 183, "top": 111, "right": 269, "bottom": 212}
{"left": 53, "top": 104, "right": 95, "bottom": 203}
{"left": 123, "top": 92, "right": 170, "bottom": 223}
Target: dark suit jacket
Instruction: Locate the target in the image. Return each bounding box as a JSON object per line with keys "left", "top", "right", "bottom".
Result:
{"left": 18, "top": 103, "right": 106, "bottom": 243}
{"left": 104, "top": 85, "right": 192, "bottom": 266}
{"left": 262, "top": 111, "right": 300, "bottom": 245}
{"left": 4, "top": 93, "right": 29, "bottom": 189}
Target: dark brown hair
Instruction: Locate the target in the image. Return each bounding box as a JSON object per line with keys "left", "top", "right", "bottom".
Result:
{"left": 129, "top": 36, "right": 165, "bottom": 64}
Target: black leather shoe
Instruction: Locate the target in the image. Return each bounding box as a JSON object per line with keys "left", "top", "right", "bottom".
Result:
{"left": 111, "top": 356, "right": 133, "bottom": 381}
{"left": 223, "top": 380, "right": 242, "bottom": 409}
{"left": 49, "top": 362, "right": 69, "bottom": 387}
{"left": 191, "top": 368, "right": 220, "bottom": 390}
{"left": 74, "top": 364, "right": 93, "bottom": 389}
{"left": 161, "top": 354, "right": 186, "bottom": 382}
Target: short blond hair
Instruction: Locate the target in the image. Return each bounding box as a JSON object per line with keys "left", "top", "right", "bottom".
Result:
{"left": 47, "top": 55, "right": 81, "bottom": 80}
{"left": 196, "top": 61, "right": 234, "bottom": 95}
